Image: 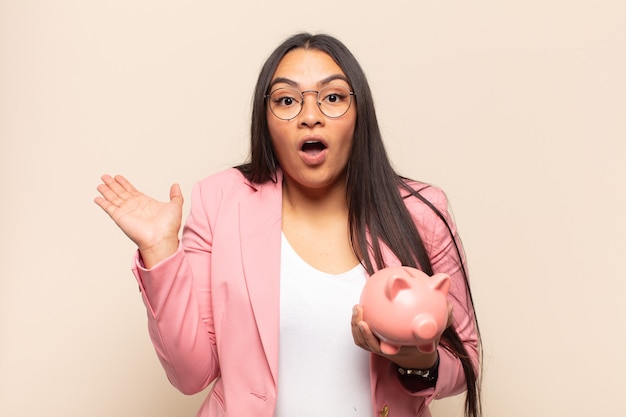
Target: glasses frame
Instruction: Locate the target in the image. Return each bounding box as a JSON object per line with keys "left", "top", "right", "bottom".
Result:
{"left": 265, "top": 87, "right": 355, "bottom": 121}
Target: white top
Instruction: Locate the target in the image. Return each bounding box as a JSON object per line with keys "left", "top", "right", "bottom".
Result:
{"left": 275, "top": 233, "right": 373, "bottom": 417}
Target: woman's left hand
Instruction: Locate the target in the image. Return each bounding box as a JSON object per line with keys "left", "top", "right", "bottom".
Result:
{"left": 351, "top": 304, "right": 451, "bottom": 369}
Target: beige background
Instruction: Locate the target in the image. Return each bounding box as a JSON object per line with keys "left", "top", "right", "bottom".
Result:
{"left": 1, "top": 0, "right": 625, "bottom": 416}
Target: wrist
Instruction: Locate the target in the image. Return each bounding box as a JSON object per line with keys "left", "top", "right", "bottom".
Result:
{"left": 139, "top": 238, "right": 179, "bottom": 268}
{"left": 396, "top": 353, "right": 440, "bottom": 389}
{"left": 392, "top": 350, "right": 438, "bottom": 370}
{"left": 397, "top": 353, "right": 439, "bottom": 380}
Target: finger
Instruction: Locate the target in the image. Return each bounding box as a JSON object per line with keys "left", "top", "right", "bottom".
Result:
{"left": 99, "top": 174, "right": 114, "bottom": 184}
{"left": 351, "top": 304, "right": 363, "bottom": 326}
{"left": 358, "top": 320, "right": 382, "bottom": 353}
{"left": 114, "top": 174, "right": 139, "bottom": 194}
{"left": 94, "top": 196, "right": 117, "bottom": 217}
{"left": 352, "top": 325, "right": 369, "bottom": 351}
{"left": 96, "top": 183, "right": 124, "bottom": 206}
{"left": 351, "top": 305, "right": 383, "bottom": 353}
{"left": 351, "top": 306, "right": 364, "bottom": 342}
{"left": 351, "top": 306, "right": 368, "bottom": 349}
{"left": 101, "top": 174, "right": 132, "bottom": 199}
{"left": 94, "top": 195, "right": 111, "bottom": 211}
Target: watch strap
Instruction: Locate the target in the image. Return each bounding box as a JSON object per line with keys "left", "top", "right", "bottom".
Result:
{"left": 396, "top": 353, "right": 439, "bottom": 382}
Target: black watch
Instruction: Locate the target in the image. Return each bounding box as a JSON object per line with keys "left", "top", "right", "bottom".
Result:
{"left": 396, "top": 354, "right": 439, "bottom": 382}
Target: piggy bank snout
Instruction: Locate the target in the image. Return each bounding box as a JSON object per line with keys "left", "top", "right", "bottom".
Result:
{"left": 412, "top": 315, "right": 438, "bottom": 340}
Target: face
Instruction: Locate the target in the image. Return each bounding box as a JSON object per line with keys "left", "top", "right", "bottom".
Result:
{"left": 267, "top": 48, "right": 356, "bottom": 194}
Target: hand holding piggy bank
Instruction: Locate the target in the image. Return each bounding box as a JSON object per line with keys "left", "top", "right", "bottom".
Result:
{"left": 360, "top": 266, "right": 450, "bottom": 355}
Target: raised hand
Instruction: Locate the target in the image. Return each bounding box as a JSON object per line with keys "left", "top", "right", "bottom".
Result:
{"left": 95, "top": 174, "right": 183, "bottom": 268}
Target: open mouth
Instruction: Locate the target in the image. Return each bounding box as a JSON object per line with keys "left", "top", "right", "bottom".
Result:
{"left": 301, "top": 141, "right": 327, "bottom": 156}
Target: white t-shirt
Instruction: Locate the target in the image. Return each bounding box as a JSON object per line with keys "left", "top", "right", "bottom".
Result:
{"left": 275, "top": 233, "right": 373, "bottom": 417}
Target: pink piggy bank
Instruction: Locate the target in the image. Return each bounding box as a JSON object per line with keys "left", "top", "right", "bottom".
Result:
{"left": 360, "top": 266, "right": 450, "bottom": 355}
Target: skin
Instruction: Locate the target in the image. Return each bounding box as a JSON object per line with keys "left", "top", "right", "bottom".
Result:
{"left": 268, "top": 48, "right": 358, "bottom": 276}
{"left": 267, "top": 48, "right": 356, "bottom": 200}
{"left": 269, "top": 48, "right": 441, "bottom": 370}
{"left": 95, "top": 47, "right": 441, "bottom": 372}
{"left": 94, "top": 174, "right": 182, "bottom": 268}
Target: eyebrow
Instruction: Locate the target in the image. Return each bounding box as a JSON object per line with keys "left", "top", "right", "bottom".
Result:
{"left": 268, "top": 74, "right": 351, "bottom": 90}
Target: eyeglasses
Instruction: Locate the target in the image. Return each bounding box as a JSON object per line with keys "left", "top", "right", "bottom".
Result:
{"left": 265, "top": 85, "right": 355, "bottom": 121}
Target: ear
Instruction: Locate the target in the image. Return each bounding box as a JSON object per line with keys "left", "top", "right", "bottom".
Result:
{"left": 430, "top": 273, "right": 451, "bottom": 296}
{"left": 384, "top": 274, "right": 411, "bottom": 301}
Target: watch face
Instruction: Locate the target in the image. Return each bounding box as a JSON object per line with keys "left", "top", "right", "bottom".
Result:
{"left": 397, "top": 354, "right": 440, "bottom": 381}
{"left": 397, "top": 365, "right": 437, "bottom": 381}
{"left": 398, "top": 367, "right": 429, "bottom": 377}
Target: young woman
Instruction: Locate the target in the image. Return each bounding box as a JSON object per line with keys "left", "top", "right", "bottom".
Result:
{"left": 95, "top": 32, "right": 481, "bottom": 417}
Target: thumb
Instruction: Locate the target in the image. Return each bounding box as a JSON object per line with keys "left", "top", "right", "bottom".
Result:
{"left": 169, "top": 183, "right": 183, "bottom": 204}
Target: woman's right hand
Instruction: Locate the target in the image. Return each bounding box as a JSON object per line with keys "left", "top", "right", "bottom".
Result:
{"left": 95, "top": 174, "right": 183, "bottom": 268}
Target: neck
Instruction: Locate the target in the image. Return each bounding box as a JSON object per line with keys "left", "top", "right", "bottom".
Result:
{"left": 281, "top": 176, "right": 348, "bottom": 219}
{"left": 280, "top": 173, "right": 359, "bottom": 274}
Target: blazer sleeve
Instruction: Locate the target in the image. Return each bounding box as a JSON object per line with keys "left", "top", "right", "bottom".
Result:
{"left": 131, "top": 180, "right": 220, "bottom": 395}
{"left": 406, "top": 185, "right": 480, "bottom": 402}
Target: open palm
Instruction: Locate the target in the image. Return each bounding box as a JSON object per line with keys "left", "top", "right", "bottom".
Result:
{"left": 95, "top": 174, "right": 183, "bottom": 263}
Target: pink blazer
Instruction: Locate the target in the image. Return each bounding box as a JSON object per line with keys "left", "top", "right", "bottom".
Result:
{"left": 132, "top": 168, "right": 479, "bottom": 417}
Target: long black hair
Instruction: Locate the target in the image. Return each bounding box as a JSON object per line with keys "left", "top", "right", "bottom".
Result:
{"left": 237, "top": 32, "right": 481, "bottom": 417}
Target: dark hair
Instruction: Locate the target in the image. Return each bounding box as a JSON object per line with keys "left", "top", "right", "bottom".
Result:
{"left": 237, "top": 32, "right": 481, "bottom": 417}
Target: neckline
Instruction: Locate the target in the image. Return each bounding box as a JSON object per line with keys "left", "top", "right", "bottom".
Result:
{"left": 280, "top": 232, "right": 365, "bottom": 278}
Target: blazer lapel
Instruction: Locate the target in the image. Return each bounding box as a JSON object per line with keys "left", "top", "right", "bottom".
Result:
{"left": 238, "top": 176, "right": 283, "bottom": 386}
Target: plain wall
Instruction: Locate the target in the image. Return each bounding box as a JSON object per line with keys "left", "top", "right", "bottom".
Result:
{"left": 1, "top": 1, "right": 625, "bottom": 416}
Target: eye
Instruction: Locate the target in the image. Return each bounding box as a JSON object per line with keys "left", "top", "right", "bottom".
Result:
{"left": 279, "top": 97, "right": 294, "bottom": 106}
{"left": 320, "top": 87, "right": 350, "bottom": 105}
{"left": 271, "top": 89, "right": 301, "bottom": 107}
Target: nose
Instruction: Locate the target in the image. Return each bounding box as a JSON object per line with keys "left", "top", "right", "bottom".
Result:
{"left": 298, "top": 91, "right": 324, "bottom": 127}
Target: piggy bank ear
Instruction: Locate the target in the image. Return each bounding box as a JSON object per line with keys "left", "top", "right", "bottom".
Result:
{"left": 385, "top": 274, "right": 411, "bottom": 301}
{"left": 430, "top": 273, "right": 451, "bottom": 296}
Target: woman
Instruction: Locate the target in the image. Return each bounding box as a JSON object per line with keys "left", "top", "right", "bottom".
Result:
{"left": 95, "top": 33, "right": 481, "bottom": 417}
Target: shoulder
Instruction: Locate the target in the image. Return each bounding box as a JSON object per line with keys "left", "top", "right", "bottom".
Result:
{"left": 397, "top": 179, "right": 459, "bottom": 249}
{"left": 186, "top": 168, "right": 249, "bottom": 214}
{"left": 399, "top": 179, "right": 450, "bottom": 219}
{"left": 195, "top": 168, "right": 248, "bottom": 190}
{"left": 191, "top": 168, "right": 282, "bottom": 208}
{"left": 193, "top": 168, "right": 258, "bottom": 198}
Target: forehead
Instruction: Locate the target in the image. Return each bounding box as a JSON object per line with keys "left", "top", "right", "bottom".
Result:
{"left": 271, "top": 48, "right": 348, "bottom": 87}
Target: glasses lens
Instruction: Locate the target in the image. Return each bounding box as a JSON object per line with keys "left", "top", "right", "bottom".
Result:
{"left": 268, "top": 88, "right": 303, "bottom": 120}
{"left": 318, "top": 85, "right": 352, "bottom": 118}
{"left": 267, "top": 86, "right": 353, "bottom": 120}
